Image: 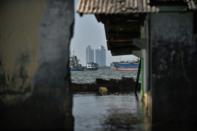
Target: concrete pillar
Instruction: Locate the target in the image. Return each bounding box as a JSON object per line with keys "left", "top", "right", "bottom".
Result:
{"left": 0, "top": 0, "right": 74, "bottom": 130}
{"left": 151, "top": 12, "right": 197, "bottom": 130}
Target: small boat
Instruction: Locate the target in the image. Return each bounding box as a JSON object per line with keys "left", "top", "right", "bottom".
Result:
{"left": 86, "top": 62, "right": 98, "bottom": 70}
{"left": 111, "top": 61, "right": 139, "bottom": 71}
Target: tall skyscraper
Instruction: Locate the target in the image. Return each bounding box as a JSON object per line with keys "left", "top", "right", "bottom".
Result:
{"left": 95, "top": 46, "right": 106, "bottom": 67}
{"left": 86, "top": 45, "right": 94, "bottom": 64}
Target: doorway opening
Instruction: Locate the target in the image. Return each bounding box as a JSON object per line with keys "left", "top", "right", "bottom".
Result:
{"left": 70, "top": 0, "right": 150, "bottom": 131}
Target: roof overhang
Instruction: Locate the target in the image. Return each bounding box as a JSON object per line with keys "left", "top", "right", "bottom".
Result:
{"left": 77, "top": 0, "right": 159, "bottom": 15}
{"left": 76, "top": 0, "right": 196, "bottom": 56}
{"left": 149, "top": 0, "right": 196, "bottom": 9}
{"left": 77, "top": 0, "right": 197, "bottom": 16}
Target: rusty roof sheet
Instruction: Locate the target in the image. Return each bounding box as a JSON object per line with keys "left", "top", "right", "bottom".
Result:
{"left": 150, "top": 0, "right": 194, "bottom": 2}
{"left": 77, "top": 0, "right": 197, "bottom": 14}
{"left": 186, "top": 0, "right": 197, "bottom": 10}
{"left": 150, "top": 0, "right": 186, "bottom": 2}
{"left": 77, "top": 0, "right": 160, "bottom": 14}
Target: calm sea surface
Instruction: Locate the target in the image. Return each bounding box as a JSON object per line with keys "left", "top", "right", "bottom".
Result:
{"left": 71, "top": 68, "right": 137, "bottom": 83}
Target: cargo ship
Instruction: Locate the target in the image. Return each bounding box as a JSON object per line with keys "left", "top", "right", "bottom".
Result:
{"left": 111, "top": 61, "right": 139, "bottom": 71}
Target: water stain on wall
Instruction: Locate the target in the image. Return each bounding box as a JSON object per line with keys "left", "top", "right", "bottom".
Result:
{"left": 0, "top": 0, "right": 45, "bottom": 103}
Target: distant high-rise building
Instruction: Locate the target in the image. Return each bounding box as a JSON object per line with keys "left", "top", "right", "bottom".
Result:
{"left": 86, "top": 45, "right": 94, "bottom": 64}
{"left": 95, "top": 46, "right": 106, "bottom": 67}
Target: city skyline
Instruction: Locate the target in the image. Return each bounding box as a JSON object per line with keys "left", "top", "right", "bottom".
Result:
{"left": 95, "top": 45, "right": 106, "bottom": 67}
{"left": 85, "top": 45, "right": 106, "bottom": 66}
{"left": 86, "top": 45, "right": 94, "bottom": 64}
{"left": 71, "top": 42, "right": 138, "bottom": 66}
{"left": 70, "top": 0, "right": 138, "bottom": 66}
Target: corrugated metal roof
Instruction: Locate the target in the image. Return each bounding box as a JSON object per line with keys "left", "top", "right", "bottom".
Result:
{"left": 150, "top": 0, "right": 186, "bottom": 3}
{"left": 186, "top": 0, "right": 197, "bottom": 10}
{"left": 77, "top": 0, "right": 197, "bottom": 14}
{"left": 77, "top": 0, "right": 160, "bottom": 14}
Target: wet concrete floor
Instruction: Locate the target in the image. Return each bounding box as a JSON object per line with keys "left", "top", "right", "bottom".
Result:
{"left": 73, "top": 93, "right": 151, "bottom": 131}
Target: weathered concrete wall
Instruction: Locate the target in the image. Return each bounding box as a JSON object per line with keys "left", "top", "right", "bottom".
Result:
{"left": 0, "top": 0, "right": 74, "bottom": 130}
{"left": 151, "top": 12, "right": 197, "bottom": 130}
{"left": 0, "top": 0, "right": 45, "bottom": 102}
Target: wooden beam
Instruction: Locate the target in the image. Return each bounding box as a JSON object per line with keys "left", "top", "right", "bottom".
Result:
{"left": 105, "top": 23, "right": 140, "bottom": 33}
{"left": 107, "top": 33, "right": 139, "bottom": 40}
{"left": 108, "top": 37, "right": 133, "bottom": 41}
{"left": 106, "top": 31, "right": 140, "bottom": 39}
{"left": 107, "top": 41, "right": 133, "bottom": 48}
{"left": 110, "top": 45, "right": 141, "bottom": 56}
{"left": 108, "top": 40, "right": 133, "bottom": 43}
{"left": 107, "top": 23, "right": 140, "bottom": 31}
{"left": 103, "top": 14, "right": 145, "bottom": 24}
{"left": 108, "top": 43, "right": 140, "bottom": 50}
{"left": 111, "top": 52, "right": 132, "bottom": 56}
{"left": 107, "top": 39, "right": 141, "bottom": 50}
{"left": 149, "top": 0, "right": 186, "bottom": 6}
{"left": 109, "top": 46, "right": 140, "bottom": 51}
{"left": 111, "top": 48, "right": 133, "bottom": 56}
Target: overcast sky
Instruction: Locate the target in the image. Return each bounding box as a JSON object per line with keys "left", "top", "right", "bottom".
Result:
{"left": 70, "top": 0, "right": 138, "bottom": 66}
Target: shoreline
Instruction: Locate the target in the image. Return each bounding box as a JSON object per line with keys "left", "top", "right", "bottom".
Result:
{"left": 71, "top": 77, "right": 140, "bottom": 94}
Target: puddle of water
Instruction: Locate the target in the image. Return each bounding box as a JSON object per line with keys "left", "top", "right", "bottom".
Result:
{"left": 73, "top": 93, "right": 151, "bottom": 131}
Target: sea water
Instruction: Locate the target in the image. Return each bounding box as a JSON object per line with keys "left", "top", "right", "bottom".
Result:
{"left": 71, "top": 68, "right": 137, "bottom": 83}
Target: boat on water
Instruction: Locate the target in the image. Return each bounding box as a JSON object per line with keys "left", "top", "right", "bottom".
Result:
{"left": 111, "top": 61, "right": 139, "bottom": 71}
{"left": 86, "top": 62, "right": 98, "bottom": 70}
{"left": 69, "top": 56, "right": 84, "bottom": 71}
